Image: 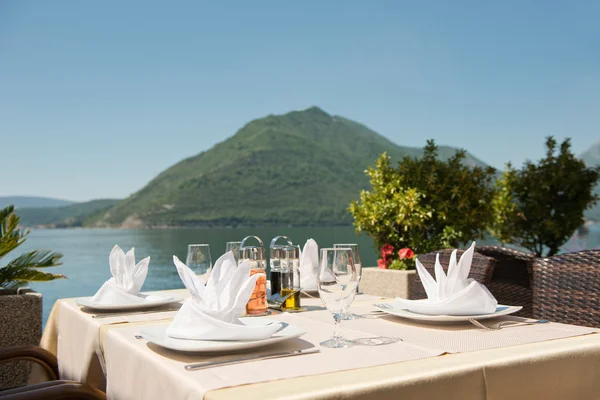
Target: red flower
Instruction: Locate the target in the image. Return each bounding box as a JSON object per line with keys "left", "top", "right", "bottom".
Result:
{"left": 398, "top": 248, "right": 415, "bottom": 259}
{"left": 380, "top": 244, "right": 394, "bottom": 257}
{"left": 377, "top": 259, "right": 389, "bottom": 269}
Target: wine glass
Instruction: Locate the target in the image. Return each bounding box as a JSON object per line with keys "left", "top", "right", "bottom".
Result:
{"left": 318, "top": 248, "right": 358, "bottom": 348}
{"left": 186, "top": 244, "right": 212, "bottom": 276}
{"left": 225, "top": 241, "right": 242, "bottom": 262}
{"left": 333, "top": 244, "right": 362, "bottom": 292}
{"left": 334, "top": 243, "right": 362, "bottom": 320}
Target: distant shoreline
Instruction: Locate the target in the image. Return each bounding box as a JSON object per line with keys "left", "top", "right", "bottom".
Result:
{"left": 24, "top": 223, "right": 357, "bottom": 230}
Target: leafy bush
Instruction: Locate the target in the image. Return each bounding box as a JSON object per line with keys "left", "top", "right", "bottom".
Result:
{"left": 350, "top": 140, "right": 497, "bottom": 265}
{"left": 491, "top": 137, "right": 600, "bottom": 257}
{"left": 0, "top": 206, "right": 65, "bottom": 289}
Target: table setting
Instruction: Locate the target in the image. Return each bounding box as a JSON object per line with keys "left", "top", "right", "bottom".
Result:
{"left": 38, "top": 237, "right": 600, "bottom": 400}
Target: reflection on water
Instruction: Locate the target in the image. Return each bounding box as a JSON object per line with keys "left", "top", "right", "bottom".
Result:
{"left": 16, "top": 225, "right": 600, "bottom": 326}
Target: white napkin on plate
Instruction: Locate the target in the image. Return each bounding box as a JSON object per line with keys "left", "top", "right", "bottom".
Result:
{"left": 167, "top": 251, "right": 281, "bottom": 341}
{"left": 299, "top": 239, "right": 319, "bottom": 290}
{"left": 395, "top": 242, "right": 498, "bottom": 315}
{"left": 91, "top": 245, "right": 151, "bottom": 305}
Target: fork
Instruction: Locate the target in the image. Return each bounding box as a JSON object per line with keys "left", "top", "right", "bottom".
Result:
{"left": 469, "top": 318, "right": 549, "bottom": 330}
{"left": 374, "top": 303, "right": 393, "bottom": 309}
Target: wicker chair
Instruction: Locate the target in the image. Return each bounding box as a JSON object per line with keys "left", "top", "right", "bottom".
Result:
{"left": 410, "top": 249, "right": 496, "bottom": 300}
{"left": 532, "top": 250, "right": 600, "bottom": 328}
{"left": 476, "top": 245, "right": 535, "bottom": 317}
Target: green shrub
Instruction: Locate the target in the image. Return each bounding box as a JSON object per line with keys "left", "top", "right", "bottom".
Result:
{"left": 350, "top": 140, "right": 497, "bottom": 265}
{"left": 492, "top": 137, "right": 600, "bottom": 257}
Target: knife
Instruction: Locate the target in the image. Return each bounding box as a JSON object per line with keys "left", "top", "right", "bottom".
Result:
{"left": 91, "top": 309, "right": 178, "bottom": 319}
{"left": 184, "top": 348, "right": 320, "bottom": 371}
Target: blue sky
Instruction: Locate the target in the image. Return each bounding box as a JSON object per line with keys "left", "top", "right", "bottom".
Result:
{"left": 2, "top": 1, "right": 599, "bottom": 201}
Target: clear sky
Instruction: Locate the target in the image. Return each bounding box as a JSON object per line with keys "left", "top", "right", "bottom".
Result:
{"left": 2, "top": 1, "right": 599, "bottom": 202}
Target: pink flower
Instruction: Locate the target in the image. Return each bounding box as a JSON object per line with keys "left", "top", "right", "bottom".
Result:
{"left": 380, "top": 244, "right": 394, "bottom": 257}
{"left": 398, "top": 248, "right": 415, "bottom": 259}
{"left": 377, "top": 259, "right": 388, "bottom": 269}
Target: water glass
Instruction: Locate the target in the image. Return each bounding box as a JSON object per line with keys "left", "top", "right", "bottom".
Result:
{"left": 334, "top": 243, "right": 362, "bottom": 320}
{"left": 318, "top": 247, "right": 358, "bottom": 348}
{"left": 225, "top": 241, "right": 242, "bottom": 261}
{"left": 186, "top": 244, "right": 212, "bottom": 276}
{"left": 333, "top": 244, "right": 362, "bottom": 291}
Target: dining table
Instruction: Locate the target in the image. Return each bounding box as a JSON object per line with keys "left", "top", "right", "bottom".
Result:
{"left": 38, "top": 288, "right": 600, "bottom": 400}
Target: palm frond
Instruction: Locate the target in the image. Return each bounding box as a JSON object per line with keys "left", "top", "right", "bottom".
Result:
{"left": 0, "top": 206, "right": 66, "bottom": 288}
{"left": 0, "top": 206, "right": 28, "bottom": 260}
{"left": 7, "top": 250, "right": 63, "bottom": 269}
{"left": 0, "top": 250, "right": 64, "bottom": 289}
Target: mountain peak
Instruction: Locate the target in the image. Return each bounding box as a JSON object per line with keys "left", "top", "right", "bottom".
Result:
{"left": 303, "top": 106, "right": 329, "bottom": 116}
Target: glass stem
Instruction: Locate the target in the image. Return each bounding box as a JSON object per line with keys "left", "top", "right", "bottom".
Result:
{"left": 333, "top": 313, "right": 342, "bottom": 339}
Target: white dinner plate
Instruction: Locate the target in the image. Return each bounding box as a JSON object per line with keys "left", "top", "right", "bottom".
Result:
{"left": 376, "top": 303, "right": 523, "bottom": 323}
{"left": 140, "top": 318, "right": 306, "bottom": 353}
{"left": 76, "top": 294, "right": 183, "bottom": 311}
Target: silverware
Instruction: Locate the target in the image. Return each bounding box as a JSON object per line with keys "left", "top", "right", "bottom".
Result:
{"left": 135, "top": 335, "right": 143, "bottom": 340}
{"left": 92, "top": 309, "right": 177, "bottom": 319}
{"left": 469, "top": 318, "right": 549, "bottom": 330}
{"left": 356, "top": 311, "right": 386, "bottom": 319}
{"left": 184, "top": 348, "right": 320, "bottom": 371}
{"left": 374, "top": 303, "right": 393, "bottom": 309}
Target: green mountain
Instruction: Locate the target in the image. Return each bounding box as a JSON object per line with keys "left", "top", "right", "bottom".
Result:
{"left": 581, "top": 141, "right": 600, "bottom": 222}
{"left": 88, "top": 107, "right": 490, "bottom": 228}
{"left": 1, "top": 196, "right": 74, "bottom": 209}
{"left": 18, "top": 199, "right": 120, "bottom": 228}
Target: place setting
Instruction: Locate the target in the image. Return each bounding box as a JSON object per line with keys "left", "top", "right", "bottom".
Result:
{"left": 139, "top": 250, "right": 309, "bottom": 354}
{"left": 369, "top": 242, "right": 544, "bottom": 330}
{"left": 76, "top": 245, "right": 183, "bottom": 315}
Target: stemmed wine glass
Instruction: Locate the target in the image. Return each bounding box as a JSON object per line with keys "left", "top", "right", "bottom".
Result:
{"left": 333, "top": 244, "right": 362, "bottom": 293}
{"left": 318, "top": 247, "right": 358, "bottom": 348}
{"left": 186, "top": 244, "right": 212, "bottom": 276}
{"left": 334, "top": 243, "right": 362, "bottom": 320}
{"left": 225, "top": 241, "right": 242, "bottom": 262}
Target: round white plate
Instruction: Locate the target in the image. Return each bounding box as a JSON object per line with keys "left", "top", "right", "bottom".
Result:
{"left": 376, "top": 303, "right": 523, "bottom": 323}
{"left": 140, "top": 318, "right": 306, "bottom": 353}
{"left": 76, "top": 294, "right": 183, "bottom": 311}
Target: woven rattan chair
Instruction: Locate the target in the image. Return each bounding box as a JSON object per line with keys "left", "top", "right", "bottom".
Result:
{"left": 532, "top": 250, "right": 600, "bottom": 328}
{"left": 410, "top": 249, "right": 496, "bottom": 300}
{"left": 476, "top": 245, "right": 535, "bottom": 317}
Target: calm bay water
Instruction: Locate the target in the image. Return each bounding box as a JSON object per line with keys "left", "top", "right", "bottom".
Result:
{"left": 16, "top": 225, "right": 600, "bottom": 326}
{"left": 18, "top": 227, "right": 377, "bottom": 325}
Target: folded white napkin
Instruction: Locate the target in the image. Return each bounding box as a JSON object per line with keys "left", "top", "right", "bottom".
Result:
{"left": 395, "top": 242, "right": 498, "bottom": 315}
{"left": 91, "top": 245, "right": 151, "bottom": 305}
{"left": 167, "top": 251, "right": 281, "bottom": 341}
{"left": 299, "top": 239, "right": 319, "bottom": 290}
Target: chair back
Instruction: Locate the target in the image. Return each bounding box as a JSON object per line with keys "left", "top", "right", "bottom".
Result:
{"left": 533, "top": 249, "right": 600, "bottom": 328}
{"left": 477, "top": 245, "right": 535, "bottom": 317}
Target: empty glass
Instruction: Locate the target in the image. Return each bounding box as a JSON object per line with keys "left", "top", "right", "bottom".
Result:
{"left": 318, "top": 247, "right": 358, "bottom": 348}
{"left": 225, "top": 241, "right": 242, "bottom": 262}
{"left": 333, "top": 244, "right": 362, "bottom": 292}
{"left": 334, "top": 243, "right": 362, "bottom": 320}
{"left": 186, "top": 244, "right": 212, "bottom": 276}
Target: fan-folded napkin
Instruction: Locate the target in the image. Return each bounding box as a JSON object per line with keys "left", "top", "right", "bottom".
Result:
{"left": 167, "top": 251, "right": 281, "bottom": 341}
{"left": 299, "top": 239, "right": 319, "bottom": 290}
{"left": 395, "top": 242, "right": 498, "bottom": 315}
{"left": 91, "top": 245, "right": 151, "bottom": 305}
